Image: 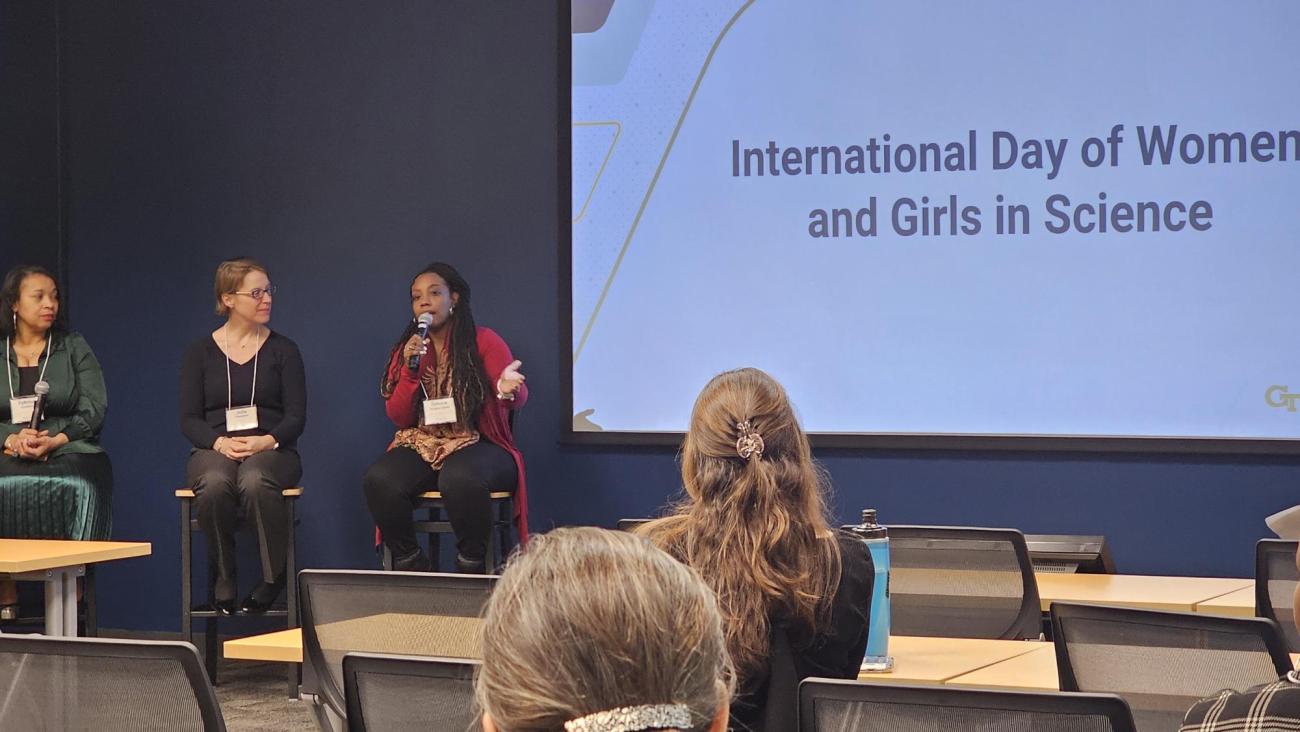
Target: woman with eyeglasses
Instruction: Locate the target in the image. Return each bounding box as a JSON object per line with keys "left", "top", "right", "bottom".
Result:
{"left": 179, "top": 257, "right": 306, "bottom": 615}
{"left": 0, "top": 264, "right": 112, "bottom": 621}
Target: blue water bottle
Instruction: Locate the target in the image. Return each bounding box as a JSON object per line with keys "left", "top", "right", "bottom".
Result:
{"left": 844, "top": 508, "right": 893, "bottom": 672}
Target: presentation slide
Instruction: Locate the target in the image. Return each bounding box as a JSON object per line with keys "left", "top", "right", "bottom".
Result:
{"left": 570, "top": 0, "right": 1300, "bottom": 441}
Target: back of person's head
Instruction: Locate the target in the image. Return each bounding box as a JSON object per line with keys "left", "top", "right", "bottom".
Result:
{"left": 476, "top": 527, "right": 733, "bottom": 732}
{"left": 638, "top": 367, "right": 841, "bottom": 684}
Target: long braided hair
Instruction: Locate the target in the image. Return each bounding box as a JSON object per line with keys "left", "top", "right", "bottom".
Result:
{"left": 379, "top": 262, "right": 487, "bottom": 429}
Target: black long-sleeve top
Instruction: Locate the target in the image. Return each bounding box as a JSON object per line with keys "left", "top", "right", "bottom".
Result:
{"left": 179, "top": 330, "right": 306, "bottom": 450}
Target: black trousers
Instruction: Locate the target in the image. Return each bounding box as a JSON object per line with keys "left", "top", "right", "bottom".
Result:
{"left": 363, "top": 441, "right": 516, "bottom": 562}
{"left": 187, "top": 448, "right": 302, "bottom": 596}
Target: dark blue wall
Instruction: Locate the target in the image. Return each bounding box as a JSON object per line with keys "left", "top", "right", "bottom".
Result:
{"left": 0, "top": 1, "right": 61, "bottom": 277}
{"left": 36, "top": 1, "right": 1300, "bottom": 634}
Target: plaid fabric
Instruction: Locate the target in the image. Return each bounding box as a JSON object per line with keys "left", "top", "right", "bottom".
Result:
{"left": 1180, "top": 673, "right": 1300, "bottom": 731}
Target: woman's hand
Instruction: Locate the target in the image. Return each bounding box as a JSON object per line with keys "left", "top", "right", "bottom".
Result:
{"left": 218, "top": 431, "right": 276, "bottom": 460}
{"left": 402, "top": 334, "right": 429, "bottom": 368}
{"left": 5, "top": 429, "right": 55, "bottom": 460}
{"left": 213, "top": 435, "right": 245, "bottom": 461}
{"left": 24, "top": 432, "right": 68, "bottom": 460}
{"left": 497, "top": 360, "right": 525, "bottom": 399}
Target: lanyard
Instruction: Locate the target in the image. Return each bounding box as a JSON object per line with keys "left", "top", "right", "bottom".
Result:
{"left": 6, "top": 332, "right": 53, "bottom": 400}
{"left": 224, "top": 327, "right": 261, "bottom": 410}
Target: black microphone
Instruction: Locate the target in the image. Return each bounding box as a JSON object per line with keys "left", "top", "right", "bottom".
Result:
{"left": 28, "top": 380, "right": 49, "bottom": 431}
{"left": 408, "top": 313, "right": 434, "bottom": 371}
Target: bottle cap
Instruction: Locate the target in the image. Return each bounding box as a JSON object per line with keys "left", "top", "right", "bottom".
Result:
{"left": 862, "top": 508, "right": 877, "bottom": 524}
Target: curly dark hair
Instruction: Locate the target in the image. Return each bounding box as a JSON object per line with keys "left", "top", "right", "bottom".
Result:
{"left": 0, "top": 265, "right": 66, "bottom": 338}
{"left": 379, "top": 262, "right": 487, "bottom": 429}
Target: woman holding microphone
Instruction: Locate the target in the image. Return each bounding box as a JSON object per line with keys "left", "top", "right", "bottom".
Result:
{"left": 180, "top": 258, "right": 306, "bottom": 615}
{"left": 364, "top": 262, "right": 527, "bottom": 574}
{"left": 0, "top": 265, "right": 111, "bottom": 621}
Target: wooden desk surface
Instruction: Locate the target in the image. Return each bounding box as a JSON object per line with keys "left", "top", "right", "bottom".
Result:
{"left": 0, "top": 539, "right": 152, "bottom": 574}
{"left": 224, "top": 612, "right": 483, "bottom": 665}
{"left": 1035, "top": 574, "right": 1252, "bottom": 613}
{"left": 948, "top": 645, "right": 1300, "bottom": 692}
{"left": 948, "top": 644, "right": 1058, "bottom": 691}
{"left": 1194, "top": 586, "right": 1256, "bottom": 617}
{"left": 225, "top": 628, "right": 303, "bottom": 663}
{"left": 857, "top": 636, "right": 1045, "bottom": 685}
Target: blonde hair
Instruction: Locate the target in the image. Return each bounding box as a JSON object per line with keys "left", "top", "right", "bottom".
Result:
{"left": 476, "top": 527, "right": 734, "bottom": 731}
{"left": 638, "top": 368, "right": 841, "bottom": 685}
{"left": 213, "top": 257, "right": 266, "bottom": 316}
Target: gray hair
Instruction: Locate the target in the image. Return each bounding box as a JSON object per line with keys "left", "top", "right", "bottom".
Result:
{"left": 476, "top": 527, "right": 735, "bottom": 731}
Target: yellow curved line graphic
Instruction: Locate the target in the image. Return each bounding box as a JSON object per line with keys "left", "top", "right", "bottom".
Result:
{"left": 574, "top": 1, "right": 756, "bottom": 363}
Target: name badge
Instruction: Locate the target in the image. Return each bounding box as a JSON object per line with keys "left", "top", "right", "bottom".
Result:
{"left": 422, "top": 397, "right": 457, "bottom": 426}
{"left": 225, "top": 406, "right": 259, "bottom": 432}
{"left": 10, "top": 396, "right": 37, "bottom": 425}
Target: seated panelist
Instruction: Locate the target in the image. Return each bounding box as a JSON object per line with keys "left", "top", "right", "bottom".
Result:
{"left": 0, "top": 265, "right": 112, "bottom": 621}
{"left": 364, "top": 262, "right": 527, "bottom": 574}
{"left": 180, "top": 258, "right": 306, "bottom": 615}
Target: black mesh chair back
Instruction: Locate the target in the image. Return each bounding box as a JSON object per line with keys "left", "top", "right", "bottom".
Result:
{"left": 0, "top": 635, "right": 226, "bottom": 731}
{"left": 1051, "top": 602, "right": 1291, "bottom": 732}
{"left": 887, "top": 525, "right": 1042, "bottom": 639}
{"left": 1256, "top": 539, "right": 1300, "bottom": 652}
{"left": 343, "top": 653, "right": 481, "bottom": 732}
{"left": 299, "top": 569, "right": 496, "bottom": 719}
{"left": 798, "top": 678, "right": 1137, "bottom": 732}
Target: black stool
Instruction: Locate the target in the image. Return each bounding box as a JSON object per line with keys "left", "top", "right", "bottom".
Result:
{"left": 381, "top": 491, "right": 515, "bottom": 572}
{"left": 178, "top": 485, "right": 301, "bottom": 696}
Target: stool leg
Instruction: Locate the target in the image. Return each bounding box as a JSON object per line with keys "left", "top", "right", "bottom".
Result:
{"left": 204, "top": 617, "right": 219, "bottom": 684}
{"left": 285, "top": 496, "right": 299, "bottom": 698}
{"left": 84, "top": 565, "right": 98, "bottom": 637}
{"left": 428, "top": 507, "right": 442, "bottom": 572}
{"left": 181, "top": 498, "right": 192, "bottom": 645}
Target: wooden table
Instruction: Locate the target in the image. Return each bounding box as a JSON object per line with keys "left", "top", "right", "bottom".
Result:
{"left": 1035, "top": 574, "right": 1252, "bottom": 613}
{"left": 0, "top": 539, "right": 151, "bottom": 637}
{"left": 224, "top": 612, "right": 483, "bottom": 666}
{"left": 856, "top": 636, "right": 1045, "bottom": 685}
{"left": 226, "top": 628, "right": 303, "bottom": 663}
{"left": 1194, "top": 586, "right": 1255, "bottom": 617}
{"left": 948, "top": 645, "right": 1300, "bottom": 692}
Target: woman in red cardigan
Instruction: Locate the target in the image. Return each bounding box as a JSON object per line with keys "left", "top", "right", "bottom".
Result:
{"left": 363, "top": 262, "right": 527, "bottom": 573}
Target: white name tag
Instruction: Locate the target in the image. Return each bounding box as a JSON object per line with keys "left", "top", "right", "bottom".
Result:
{"left": 422, "top": 397, "right": 457, "bottom": 426}
{"left": 225, "top": 406, "right": 259, "bottom": 432}
{"left": 10, "top": 396, "right": 37, "bottom": 425}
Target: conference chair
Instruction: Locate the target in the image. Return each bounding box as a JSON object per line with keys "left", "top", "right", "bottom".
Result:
{"left": 299, "top": 569, "right": 496, "bottom": 731}
{"left": 1051, "top": 602, "right": 1291, "bottom": 732}
{"left": 0, "top": 635, "right": 226, "bottom": 731}
{"left": 798, "top": 678, "right": 1136, "bottom": 732}
{"left": 343, "top": 653, "right": 481, "bottom": 732}
{"left": 1255, "top": 538, "right": 1300, "bottom": 652}
{"left": 888, "top": 525, "right": 1043, "bottom": 640}
{"left": 616, "top": 518, "right": 650, "bottom": 531}
{"left": 178, "top": 484, "right": 303, "bottom": 693}
{"left": 381, "top": 412, "right": 519, "bottom": 573}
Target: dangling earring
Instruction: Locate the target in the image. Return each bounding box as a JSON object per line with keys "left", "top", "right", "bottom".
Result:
{"left": 449, "top": 306, "right": 454, "bottom": 315}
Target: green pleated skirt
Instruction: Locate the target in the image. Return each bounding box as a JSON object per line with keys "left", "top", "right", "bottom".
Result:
{"left": 0, "top": 452, "right": 113, "bottom": 541}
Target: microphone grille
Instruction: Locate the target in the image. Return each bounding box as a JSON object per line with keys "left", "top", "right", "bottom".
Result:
{"left": 417, "top": 312, "right": 435, "bottom": 326}
{"left": 34, "top": 381, "right": 50, "bottom": 396}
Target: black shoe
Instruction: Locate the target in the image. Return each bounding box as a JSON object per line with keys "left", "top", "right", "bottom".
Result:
{"left": 210, "top": 575, "right": 237, "bottom": 616}
{"left": 240, "top": 577, "right": 285, "bottom": 615}
{"left": 455, "top": 553, "right": 487, "bottom": 574}
{"left": 392, "top": 548, "right": 432, "bottom": 573}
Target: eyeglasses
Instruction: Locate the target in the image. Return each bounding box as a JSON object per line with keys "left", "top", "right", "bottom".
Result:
{"left": 233, "top": 285, "right": 277, "bottom": 301}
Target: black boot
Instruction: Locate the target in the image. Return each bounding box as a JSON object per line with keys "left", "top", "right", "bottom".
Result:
{"left": 392, "top": 547, "right": 432, "bottom": 572}
{"left": 455, "top": 553, "right": 487, "bottom": 574}
{"left": 240, "top": 574, "right": 286, "bottom": 615}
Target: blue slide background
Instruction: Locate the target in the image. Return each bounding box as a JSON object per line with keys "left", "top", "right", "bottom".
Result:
{"left": 573, "top": 0, "right": 1300, "bottom": 439}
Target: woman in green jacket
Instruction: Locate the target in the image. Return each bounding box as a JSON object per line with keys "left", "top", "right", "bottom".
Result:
{"left": 0, "top": 265, "right": 111, "bottom": 620}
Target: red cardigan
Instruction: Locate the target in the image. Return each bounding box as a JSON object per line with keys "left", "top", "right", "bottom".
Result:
{"left": 382, "top": 325, "right": 529, "bottom": 542}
